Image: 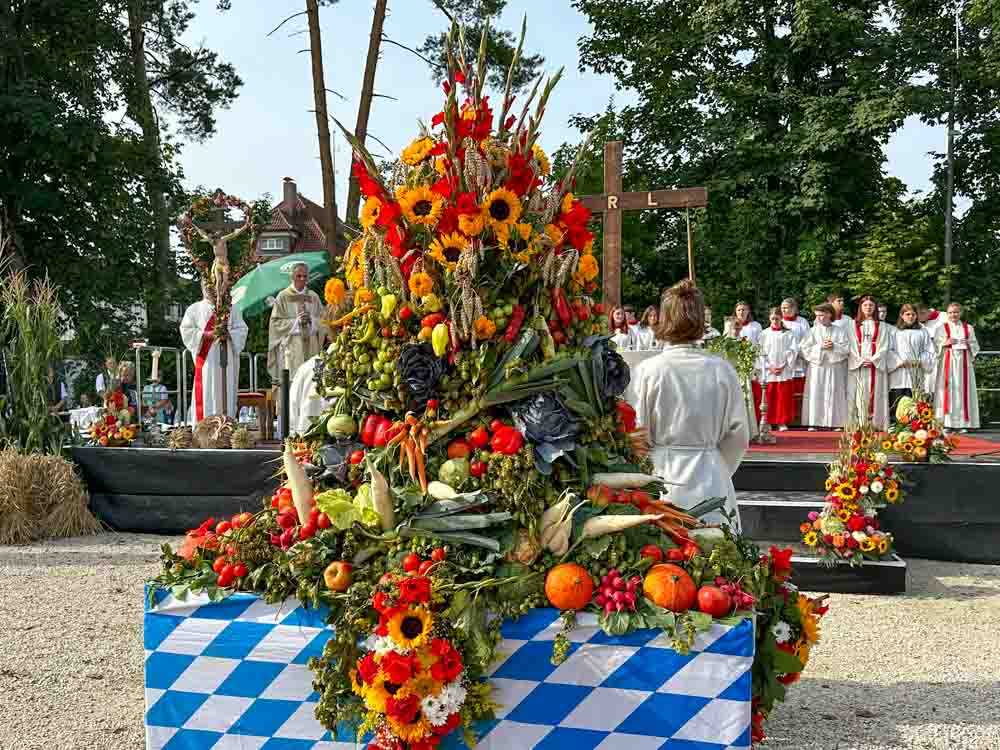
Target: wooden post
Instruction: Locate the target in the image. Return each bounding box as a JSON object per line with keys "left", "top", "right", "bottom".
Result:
{"left": 602, "top": 141, "right": 623, "bottom": 308}
{"left": 686, "top": 207, "right": 695, "bottom": 283}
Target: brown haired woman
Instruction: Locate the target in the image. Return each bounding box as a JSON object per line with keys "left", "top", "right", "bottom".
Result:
{"left": 847, "top": 294, "right": 891, "bottom": 428}
{"left": 630, "top": 280, "right": 750, "bottom": 527}
{"left": 888, "top": 303, "right": 934, "bottom": 412}
{"left": 631, "top": 305, "right": 661, "bottom": 351}
{"left": 609, "top": 305, "right": 632, "bottom": 351}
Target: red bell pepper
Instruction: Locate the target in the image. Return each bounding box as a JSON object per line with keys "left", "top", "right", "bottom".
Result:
{"left": 490, "top": 426, "right": 524, "bottom": 455}
{"left": 373, "top": 417, "right": 393, "bottom": 447}
{"left": 360, "top": 414, "right": 380, "bottom": 446}
{"left": 421, "top": 312, "right": 446, "bottom": 329}
{"left": 551, "top": 288, "right": 572, "bottom": 329}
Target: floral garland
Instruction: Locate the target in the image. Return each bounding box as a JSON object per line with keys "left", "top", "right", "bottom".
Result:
{"left": 801, "top": 426, "right": 904, "bottom": 563}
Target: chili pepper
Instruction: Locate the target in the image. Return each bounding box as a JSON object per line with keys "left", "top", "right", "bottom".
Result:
{"left": 503, "top": 304, "right": 526, "bottom": 342}
{"left": 551, "top": 287, "right": 573, "bottom": 329}
{"left": 421, "top": 312, "right": 446, "bottom": 329}
{"left": 380, "top": 294, "right": 398, "bottom": 319}
{"left": 491, "top": 426, "right": 524, "bottom": 455}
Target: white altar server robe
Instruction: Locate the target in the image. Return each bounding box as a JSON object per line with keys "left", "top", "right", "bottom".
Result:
{"left": 630, "top": 324, "right": 661, "bottom": 352}
{"left": 289, "top": 355, "right": 332, "bottom": 435}
{"left": 934, "top": 322, "right": 981, "bottom": 429}
{"left": 782, "top": 316, "right": 810, "bottom": 379}
{"left": 632, "top": 344, "right": 750, "bottom": 528}
{"left": 847, "top": 319, "right": 891, "bottom": 429}
{"left": 888, "top": 327, "right": 935, "bottom": 393}
{"left": 800, "top": 323, "right": 850, "bottom": 427}
{"left": 180, "top": 300, "right": 248, "bottom": 422}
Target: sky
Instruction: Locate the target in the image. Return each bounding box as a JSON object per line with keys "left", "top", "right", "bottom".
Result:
{"left": 178, "top": 0, "right": 947, "bottom": 211}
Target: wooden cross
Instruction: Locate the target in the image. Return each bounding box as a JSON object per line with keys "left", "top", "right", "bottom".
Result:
{"left": 578, "top": 141, "right": 708, "bottom": 307}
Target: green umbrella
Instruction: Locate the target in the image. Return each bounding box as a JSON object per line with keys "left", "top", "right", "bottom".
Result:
{"left": 230, "top": 251, "right": 331, "bottom": 317}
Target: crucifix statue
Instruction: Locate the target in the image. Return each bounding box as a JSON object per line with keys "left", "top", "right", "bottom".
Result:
{"left": 180, "top": 201, "right": 253, "bottom": 312}
{"left": 578, "top": 141, "right": 708, "bottom": 307}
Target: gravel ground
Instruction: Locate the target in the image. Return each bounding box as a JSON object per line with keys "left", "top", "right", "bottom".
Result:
{"left": 1, "top": 534, "right": 998, "bottom": 750}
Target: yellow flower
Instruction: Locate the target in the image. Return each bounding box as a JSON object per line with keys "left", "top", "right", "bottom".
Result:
{"left": 795, "top": 639, "right": 812, "bottom": 666}
{"left": 544, "top": 223, "right": 564, "bottom": 246}
{"left": 458, "top": 211, "right": 485, "bottom": 236}
{"left": 886, "top": 487, "right": 899, "bottom": 502}
{"left": 434, "top": 155, "right": 449, "bottom": 176}
{"left": 860, "top": 436, "right": 872, "bottom": 448}
{"left": 825, "top": 478, "right": 834, "bottom": 491}
{"left": 402, "top": 136, "right": 435, "bottom": 166}
{"left": 836, "top": 508, "right": 851, "bottom": 523}
{"left": 914, "top": 437, "right": 926, "bottom": 447}
{"left": 360, "top": 197, "right": 382, "bottom": 230}
{"left": 356, "top": 287, "right": 375, "bottom": 304}
{"left": 578, "top": 253, "right": 599, "bottom": 281}
{"left": 914, "top": 446, "right": 927, "bottom": 459}
{"left": 388, "top": 715, "right": 433, "bottom": 743}
{"left": 360, "top": 673, "right": 390, "bottom": 713}
{"left": 324, "top": 278, "right": 346, "bottom": 306}
{"left": 837, "top": 483, "right": 857, "bottom": 501}
{"left": 881, "top": 440, "right": 893, "bottom": 450}
{"left": 803, "top": 531, "right": 818, "bottom": 546}
{"left": 500, "top": 222, "right": 532, "bottom": 254}
{"left": 482, "top": 187, "right": 522, "bottom": 233}
{"left": 345, "top": 239, "right": 366, "bottom": 289}
{"left": 387, "top": 606, "right": 433, "bottom": 650}
{"left": 408, "top": 272, "right": 434, "bottom": 297}
{"left": 832, "top": 533, "right": 845, "bottom": 548}
{"left": 583, "top": 237, "right": 594, "bottom": 254}
{"left": 473, "top": 316, "right": 497, "bottom": 340}
{"left": 860, "top": 537, "right": 877, "bottom": 552}
{"left": 407, "top": 669, "right": 444, "bottom": 699}
{"left": 428, "top": 232, "right": 469, "bottom": 271}
{"left": 399, "top": 185, "right": 444, "bottom": 227}
{"left": 561, "top": 192, "right": 576, "bottom": 215}
{"left": 902, "top": 442, "right": 914, "bottom": 453}
{"left": 877, "top": 537, "right": 890, "bottom": 554}
{"left": 532, "top": 143, "right": 551, "bottom": 176}
{"left": 800, "top": 615, "right": 820, "bottom": 645}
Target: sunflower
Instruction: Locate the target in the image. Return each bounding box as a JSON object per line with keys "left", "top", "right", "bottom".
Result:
{"left": 532, "top": 143, "right": 551, "bottom": 176}
{"left": 881, "top": 439, "right": 893, "bottom": 450}
{"left": 428, "top": 232, "right": 469, "bottom": 271}
{"left": 402, "top": 137, "right": 435, "bottom": 166}
{"left": 325, "top": 278, "right": 347, "bottom": 306}
{"left": 860, "top": 537, "right": 877, "bottom": 552}
{"left": 458, "top": 211, "right": 485, "bottom": 237}
{"left": 389, "top": 715, "right": 433, "bottom": 743}
{"left": 360, "top": 196, "right": 383, "bottom": 230}
{"left": 346, "top": 239, "right": 366, "bottom": 289}
{"left": 800, "top": 615, "right": 820, "bottom": 645}
{"left": 885, "top": 487, "right": 899, "bottom": 502}
{"left": 836, "top": 508, "right": 851, "bottom": 523}
{"left": 578, "top": 253, "right": 599, "bottom": 281}
{"left": 434, "top": 155, "right": 449, "bottom": 176}
{"left": 877, "top": 537, "right": 890, "bottom": 554}
{"left": 860, "top": 436, "right": 872, "bottom": 448}
{"left": 803, "top": 531, "right": 818, "bottom": 546}
{"left": 544, "top": 222, "right": 564, "bottom": 246}
{"left": 824, "top": 478, "right": 834, "bottom": 491}
{"left": 408, "top": 272, "right": 434, "bottom": 297}
{"left": 473, "top": 316, "right": 497, "bottom": 340}
{"left": 836, "top": 483, "right": 857, "bottom": 501}
{"left": 361, "top": 673, "right": 391, "bottom": 713}
{"left": 795, "top": 639, "right": 812, "bottom": 666}
{"left": 482, "top": 187, "right": 522, "bottom": 233}
{"left": 407, "top": 670, "right": 444, "bottom": 699}
{"left": 902, "top": 442, "right": 914, "bottom": 453}
{"left": 500, "top": 222, "right": 532, "bottom": 254}
{"left": 387, "top": 606, "right": 433, "bottom": 650}
{"left": 399, "top": 186, "right": 444, "bottom": 227}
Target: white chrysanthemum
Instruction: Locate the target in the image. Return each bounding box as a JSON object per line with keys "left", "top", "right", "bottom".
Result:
{"left": 362, "top": 634, "right": 406, "bottom": 656}
{"left": 782, "top": 581, "right": 798, "bottom": 594}
{"left": 421, "top": 694, "right": 451, "bottom": 727}
{"left": 438, "top": 680, "right": 468, "bottom": 714}
{"left": 771, "top": 621, "right": 792, "bottom": 643}
{"left": 870, "top": 480, "right": 884, "bottom": 494}
{"left": 859, "top": 485, "right": 869, "bottom": 495}
{"left": 915, "top": 429, "right": 928, "bottom": 442}
{"left": 933, "top": 439, "right": 944, "bottom": 447}
{"left": 874, "top": 452, "right": 888, "bottom": 464}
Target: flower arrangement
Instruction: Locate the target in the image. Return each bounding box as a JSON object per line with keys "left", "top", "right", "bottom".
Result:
{"left": 151, "top": 21, "right": 826, "bottom": 748}
{"left": 90, "top": 390, "right": 137, "bottom": 447}
{"left": 886, "top": 395, "right": 957, "bottom": 462}
{"left": 801, "top": 426, "right": 904, "bottom": 564}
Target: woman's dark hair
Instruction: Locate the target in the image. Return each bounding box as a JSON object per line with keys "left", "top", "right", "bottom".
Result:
{"left": 657, "top": 279, "right": 705, "bottom": 344}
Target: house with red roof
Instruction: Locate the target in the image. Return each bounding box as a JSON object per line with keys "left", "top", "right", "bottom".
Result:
{"left": 255, "top": 177, "right": 342, "bottom": 260}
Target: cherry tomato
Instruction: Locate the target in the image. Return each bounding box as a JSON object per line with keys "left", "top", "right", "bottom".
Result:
{"left": 402, "top": 553, "right": 421, "bottom": 573}
{"left": 217, "top": 571, "right": 235, "bottom": 588}
{"left": 426, "top": 399, "right": 439, "bottom": 411}
{"left": 418, "top": 560, "right": 434, "bottom": 575}
{"left": 310, "top": 507, "right": 320, "bottom": 523}
{"left": 233, "top": 563, "right": 248, "bottom": 578}
{"left": 666, "top": 548, "right": 686, "bottom": 562}
{"left": 468, "top": 426, "right": 490, "bottom": 449}
{"left": 277, "top": 487, "right": 292, "bottom": 500}
{"left": 299, "top": 523, "right": 317, "bottom": 540}
{"left": 431, "top": 548, "right": 446, "bottom": 562}
{"left": 349, "top": 449, "right": 366, "bottom": 465}
{"left": 489, "top": 419, "right": 506, "bottom": 433}
{"left": 399, "top": 306, "right": 413, "bottom": 321}
{"left": 469, "top": 460, "right": 487, "bottom": 478}
{"left": 215, "top": 521, "right": 232, "bottom": 535}
{"left": 212, "top": 557, "right": 227, "bottom": 574}
{"left": 316, "top": 512, "right": 332, "bottom": 530}
{"left": 640, "top": 544, "right": 663, "bottom": 562}
{"left": 277, "top": 496, "right": 295, "bottom": 512}
{"left": 221, "top": 564, "right": 234, "bottom": 578}
{"left": 277, "top": 512, "right": 297, "bottom": 530}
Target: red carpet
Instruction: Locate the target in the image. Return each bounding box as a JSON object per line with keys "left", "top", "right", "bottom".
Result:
{"left": 746, "top": 429, "right": 999, "bottom": 456}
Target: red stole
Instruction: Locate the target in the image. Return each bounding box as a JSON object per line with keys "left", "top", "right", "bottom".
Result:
{"left": 193, "top": 313, "right": 217, "bottom": 421}
{"left": 943, "top": 322, "right": 971, "bottom": 422}
{"left": 855, "top": 319, "right": 880, "bottom": 417}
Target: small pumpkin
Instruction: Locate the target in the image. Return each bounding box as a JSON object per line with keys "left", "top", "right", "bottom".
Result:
{"left": 643, "top": 563, "right": 697, "bottom": 612}
{"left": 544, "top": 562, "right": 594, "bottom": 610}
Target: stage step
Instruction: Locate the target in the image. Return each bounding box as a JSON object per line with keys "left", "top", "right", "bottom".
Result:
{"left": 754, "top": 541, "right": 907, "bottom": 595}
{"left": 738, "top": 491, "right": 824, "bottom": 543}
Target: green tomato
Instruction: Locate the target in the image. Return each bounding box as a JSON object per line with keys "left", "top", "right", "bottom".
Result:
{"left": 503, "top": 303, "right": 514, "bottom": 316}
{"left": 372, "top": 360, "right": 384, "bottom": 373}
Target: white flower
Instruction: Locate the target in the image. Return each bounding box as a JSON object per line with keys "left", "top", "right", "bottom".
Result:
{"left": 422, "top": 680, "right": 468, "bottom": 726}
{"left": 438, "top": 679, "right": 468, "bottom": 713}
{"left": 859, "top": 485, "right": 869, "bottom": 495}
{"left": 915, "top": 429, "right": 928, "bottom": 442}
{"left": 874, "top": 452, "right": 888, "bottom": 464}
{"left": 933, "top": 439, "right": 944, "bottom": 447}
{"left": 362, "top": 634, "right": 406, "bottom": 656}
{"left": 421, "top": 694, "right": 451, "bottom": 727}
{"left": 771, "top": 621, "right": 792, "bottom": 643}
{"left": 871, "top": 480, "right": 884, "bottom": 494}
{"left": 852, "top": 531, "right": 867, "bottom": 542}
{"left": 782, "top": 581, "right": 798, "bottom": 594}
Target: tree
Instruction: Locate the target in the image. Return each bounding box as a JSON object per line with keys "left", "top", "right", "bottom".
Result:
{"left": 306, "top": 0, "right": 339, "bottom": 256}
{"left": 572, "top": 0, "right": 911, "bottom": 317}
{"left": 418, "top": 1, "right": 544, "bottom": 93}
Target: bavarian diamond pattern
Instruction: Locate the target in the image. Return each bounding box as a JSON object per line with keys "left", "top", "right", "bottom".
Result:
{"left": 145, "top": 588, "right": 753, "bottom": 749}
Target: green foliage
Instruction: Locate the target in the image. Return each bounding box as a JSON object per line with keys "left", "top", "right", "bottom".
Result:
{"left": 419, "top": 1, "right": 545, "bottom": 93}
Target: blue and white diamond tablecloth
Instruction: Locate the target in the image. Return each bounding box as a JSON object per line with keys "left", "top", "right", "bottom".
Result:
{"left": 145, "top": 588, "right": 753, "bottom": 750}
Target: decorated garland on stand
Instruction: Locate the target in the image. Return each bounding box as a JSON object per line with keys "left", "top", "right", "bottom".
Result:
{"left": 151, "top": 22, "right": 828, "bottom": 748}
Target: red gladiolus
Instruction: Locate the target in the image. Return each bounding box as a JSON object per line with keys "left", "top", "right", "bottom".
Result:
{"left": 431, "top": 177, "right": 453, "bottom": 199}
{"left": 455, "top": 192, "right": 479, "bottom": 216}
{"left": 768, "top": 546, "right": 794, "bottom": 579}
{"left": 616, "top": 401, "right": 637, "bottom": 433}
{"left": 431, "top": 112, "right": 445, "bottom": 128}
{"left": 375, "top": 200, "right": 401, "bottom": 229}
{"left": 430, "top": 639, "right": 463, "bottom": 682}
{"left": 847, "top": 515, "right": 866, "bottom": 532}
{"left": 437, "top": 205, "right": 460, "bottom": 235}
{"left": 373, "top": 591, "right": 394, "bottom": 614}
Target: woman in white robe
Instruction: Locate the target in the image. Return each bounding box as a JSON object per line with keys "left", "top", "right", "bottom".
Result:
{"left": 801, "top": 303, "right": 850, "bottom": 428}
{"left": 632, "top": 280, "right": 750, "bottom": 528}
{"left": 289, "top": 354, "right": 333, "bottom": 435}
{"left": 934, "top": 302, "right": 981, "bottom": 429}
{"left": 609, "top": 306, "right": 632, "bottom": 351}
{"left": 888, "top": 304, "right": 935, "bottom": 411}
{"left": 180, "top": 288, "right": 248, "bottom": 422}
{"left": 630, "top": 306, "right": 662, "bottom": 351}
{"left": 847, "top": 295, "right": 891, "bottom": 429}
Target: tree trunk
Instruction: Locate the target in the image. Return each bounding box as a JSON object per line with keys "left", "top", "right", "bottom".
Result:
{"left": 127, "top": 0, "right": 173, "bottom": 340}
{"left": 306, "top": 0, "right": 338, "bottom": 258}
{"left": 346, "top": 0, "right": 388, "bottom": 225}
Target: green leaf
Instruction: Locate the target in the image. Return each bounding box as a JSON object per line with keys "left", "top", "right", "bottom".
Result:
{"left": 578, "top": 534, "right": 613, "bottom": 559}
{"left": 315, "top": 489, "right": 364, "bottom": 531}
{"left": 772, "top": 648, "right": 805, "bottom": 675}
{"left": 687, "top": 611, "right": 714, "bottom": 632}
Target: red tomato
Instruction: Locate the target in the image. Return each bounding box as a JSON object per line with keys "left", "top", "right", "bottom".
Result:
{"left": 217, "top": 571, "right": 234, "bottom": 588}
{"left": 447, "top": 439, "right": 472, "bottom": 459}
{"left": 666, "top": 548, "right": 686, "bottom": 562}
{"left": 221, "top": 564, "right": 234, "bottom": 578}
{"left": 212, "top": 557, "right": 227, "bottom": 574}
{"left": 682, "top": 543, "right": 700, "bottom": 561}
{"left": 426, "top": 399, "right": 439, "bottom": 410}
{"left": 399, "top": 306, "right": 413, "bottom": 321}
{"left": 469, "top": 460, "right": 487, "bottom": 478}
{"left": 640, "top": 545, "right": 663, "bottom": 562}
{"left": 277, "top": 487, "right": 292, "bottom": 500}
{"left": 349, "top": 449, "right": 366, "bottom": 465}
{"left": 277, "top": 512, "right": 297, "bottom": 530}
{"left": 418, "top": 560, "right": 434, "bottom": 575}
{"left": 402, "top": 553, "right": 421, "bottom": 573}
{"left": 233, "top": 563, "right": 248, "bottom": 578}
{"left": 271, "top": 496, "right": 280, "bottom": 509}
{"left": 552, "top": 330, "right": 567, "bottom": 345}
{"left": 299, "top": 523, "right": 317, "bottom": 540}
{"left": 316, "top": 512, "right": 332, "bottom": 530}
{"left": 431, "top": 548, "right": 446, "bottom": 562}
{"left": 309, "top": 507, "right": 320, "bottom": 522}
{"left": 696, "top": 585, "right": 733, "bottom": 618}
{"left": 489, "top": 419, "right": 506, "bottom": 433}
{"left": 468, "top": 426, "right": 490, "bottom": 449}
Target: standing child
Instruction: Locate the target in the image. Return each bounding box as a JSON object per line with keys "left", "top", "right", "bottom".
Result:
{"left": 934, "top": 302, "right": 980, "bottom": 429}
{"left": 760, "top": 307, "right": 798, "bottom": 430}
{"left": 631, "top": 306, "right": 661, "bottom": 351}
{"left": 828, "top": 293, "right": 853, "bottom": 335}
{"left": 725, "top": 301, "right": 764, "bottom": 421}
{"left": 888, "top": 303, "right": 935, "bottom": 412}
{"left": 609, "top": 306, "right": 632, "bottom": 352}
{"left": 801, "top": 303, "right": 850, "bottom": 429}
{"left": 781, "top": 297, "right": 810, "bottom": 423}
{"left": 848, "top": 295, "right": 891, "bottom": 429}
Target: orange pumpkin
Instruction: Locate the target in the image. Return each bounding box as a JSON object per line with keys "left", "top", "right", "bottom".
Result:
{"left": 545, "top": 563, "right": 594, "bottom": 610}
{"left": 643, "top": 563, "right": 697, "bottom": 611}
